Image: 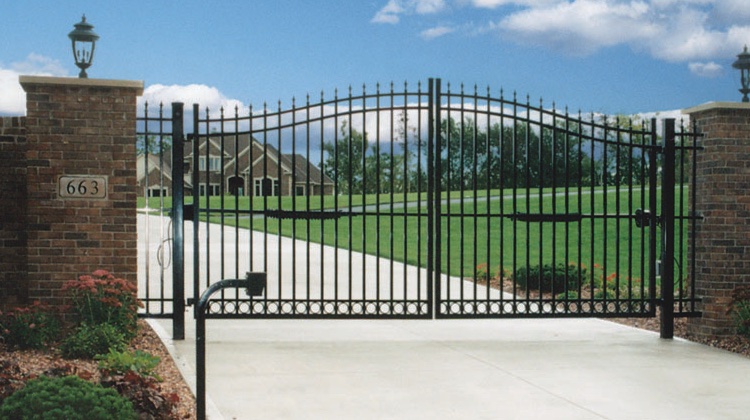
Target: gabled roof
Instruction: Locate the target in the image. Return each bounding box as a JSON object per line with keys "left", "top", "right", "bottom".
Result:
{"left": 179, "top": 133, "right": 331, "bottom": 186}
{"left": 283, "top": 154, "right": 334, "bottom": 185}
{"left": 136, "top": 154, "right": 173, "bottom": 182}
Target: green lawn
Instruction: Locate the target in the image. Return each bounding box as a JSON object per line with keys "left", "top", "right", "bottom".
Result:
{"left": 158, "top": 186, "right": 690, "bottom": 288}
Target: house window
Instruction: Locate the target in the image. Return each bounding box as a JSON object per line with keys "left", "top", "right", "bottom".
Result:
{"left": 199, "top": 183, "right": 221, "bottom": 196}
{"left": 295, "top": 186, "right": 305, "bottom": 196}
{"left": 148, "top": 187, "right": 168, "bottom": 197}
{"left": 254, "top": 178, "right": 279, "bottom": 197}
{"left": 199, "top": 156, "right": 221, "bottom": 172}
{"left": 228, "top": 176, "right": 245, "bottom": 196}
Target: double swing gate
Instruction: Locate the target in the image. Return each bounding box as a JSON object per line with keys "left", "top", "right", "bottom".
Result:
{"left": 137, "top": 78, "right": 701, "bottom": 337}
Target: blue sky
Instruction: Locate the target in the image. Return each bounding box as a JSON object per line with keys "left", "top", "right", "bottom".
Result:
{"left": 2, "top": 0, "right": 749, "bottom": 116}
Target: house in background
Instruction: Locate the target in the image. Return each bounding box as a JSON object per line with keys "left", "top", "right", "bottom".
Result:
{"left": 137, "top": 134, "right": 333, "bottom": 197}
{"left": 136, "top": 154, "right": 175, "bottom": 197}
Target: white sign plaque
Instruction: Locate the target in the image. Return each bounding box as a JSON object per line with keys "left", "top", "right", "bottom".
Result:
{"left": 58, "top": 175, "right": 108, "bottom": 199}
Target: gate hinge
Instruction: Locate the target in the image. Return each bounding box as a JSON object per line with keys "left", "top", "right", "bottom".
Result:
{"left": 186, "top": 298, "right": 195, "bottom": 307}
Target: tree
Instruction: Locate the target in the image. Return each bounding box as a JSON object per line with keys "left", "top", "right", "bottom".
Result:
{"left": 136, "top": 135, "right": 172, "bottom": 156}
{"left": 438, "top": 116, "right": 588, "bottom": 191}
{"left": 323, "top": 121, "right": 368, "bottom": 195}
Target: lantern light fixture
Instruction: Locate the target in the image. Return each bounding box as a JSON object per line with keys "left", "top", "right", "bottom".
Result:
{"left": 732, "top": 45, "right": 750, "bottom": 103}
{"left": 68, "top": 15, "right": 99, "bottom": 78}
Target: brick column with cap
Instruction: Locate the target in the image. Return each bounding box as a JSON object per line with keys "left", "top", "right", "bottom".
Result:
{"left": 19, "top": 76, "right": 143, "bottom": 309}
{"left": 683, "top": 102, "right": 750, "bottom": 337}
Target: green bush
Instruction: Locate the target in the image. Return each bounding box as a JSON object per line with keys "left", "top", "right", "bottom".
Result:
{"left": 62, "top": 270, "right": 142, "bottom": 340}
{"left": 730, "top": 286, "right": 750, "bottom": 338}
{"left": 0, "top": 301, "right": 60, "bottom": 350}
{"left": 0, "top": 375, "right": 136, "bottom": 420}
{"left": 96, "top": 349, "right": 161, "bottom": 381}
{"left": 60, "top": 323, "right": 127, "bottom": 360}
{"left": 513, "top": 263, "right": 585, "bottom": 294}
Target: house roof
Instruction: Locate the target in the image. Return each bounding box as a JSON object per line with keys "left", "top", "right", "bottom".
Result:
{"left": 146, "top": 133, "right": 332, "bottom": 188}
{"left": 283, "top": 154, "right": 334, "bottom": 186}
{"left": 136, "top": 154, "right": 173, "bottom": 182}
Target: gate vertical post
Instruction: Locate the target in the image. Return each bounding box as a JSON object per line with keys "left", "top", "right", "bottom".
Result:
{"left": 648, "top": 119, "right": 659, "bottom": 313}
{"left": 660, "top": 118, "right": 676, "bottom": 339}
{"left": 171, "top": 102, "right": 186, "bottom": 340}
{"left": 432, "top": 78, "right": 442, "bottom": 318}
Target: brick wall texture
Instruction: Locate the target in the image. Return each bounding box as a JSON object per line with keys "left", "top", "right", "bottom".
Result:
{"left": 687, "top": 106, "right": 750, "bottom": 337}
{"left": 0, "top": 116, "right": 28, "bottom": 307}
{"left": 15, "top": 77, "right": 142, "bottom": 310}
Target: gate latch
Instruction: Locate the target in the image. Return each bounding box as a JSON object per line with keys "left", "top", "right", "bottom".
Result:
{"left": 635, "top": 209, "right": 651, "bottom": 228}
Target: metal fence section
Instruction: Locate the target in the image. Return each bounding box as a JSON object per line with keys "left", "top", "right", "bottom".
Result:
{"left": 189, "top": 82, "right": 434, "bottom": 317}
{"left": 434, "top": 80, "right": 701, "bottom": 320}
{"left": 136, "top": 102, "right": 185, "bottom": 338}
{"left": 136, "top": 79, "right": 701, "bottom": 332}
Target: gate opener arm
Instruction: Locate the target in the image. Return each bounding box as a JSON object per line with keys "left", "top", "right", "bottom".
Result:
{"left": 195, "top": 272, "right": 266, "bottom": 420}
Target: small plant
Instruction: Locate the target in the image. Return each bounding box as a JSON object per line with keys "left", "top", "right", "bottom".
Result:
{"left": 96, "top": 350, "right": 180, "bottom": 419}
{"left": 96, "top": 349, "right": 161, "bottom": 380}
{"left": 0, "top": 375, "right": 136, "bottom": 420}
{"left": 100, "top": 371, "right": 178, "bottom": 419}
{"left": 729, "top": 286, "right": 750, "bottom": 338}
{"left": 61, "top": 323, "right": 127, "bottom": 360}
{"left": 513, "top": 263, "right": 585, "bottom": 294}
{"left": 0, "top": 301, "right": 60, "bottom": 350}
{"left": 475, "top": 263, "right": 490, "bottom": 282}
{"left": 62, "top": 270, "right": 142, "bottom": 340}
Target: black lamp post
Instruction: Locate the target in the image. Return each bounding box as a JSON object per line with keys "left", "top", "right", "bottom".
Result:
{"left": 68, "top": 15, "right": 99, "bottom": 78}
{"left": 732, "top": 45, "right": 750, "bottom": 103}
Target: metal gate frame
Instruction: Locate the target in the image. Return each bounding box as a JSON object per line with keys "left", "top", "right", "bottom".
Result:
{"left": 137, "top": 79, "right": 701, "bottom": 339}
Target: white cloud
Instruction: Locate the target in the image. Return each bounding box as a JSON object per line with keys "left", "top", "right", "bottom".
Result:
{"left": 374, "top": 0, "right": 750, "bottom": 71}
{"left": 414, "top": 0, "right": 447, "bottom": 14}
{"left": 711, "top": 0, "right": 750, "bottom": 25}
{"left": 138, "top": 84, "right": 245, "bottom": 112}
{"left": 372, "top": 0, "right": 405, "bottom": 24}
{"left": 372, "top": 0, "right": 446, "bottom": 24}
{"left": 420, "top": 25, "right": 455, "bottom": 40}
{"left": 499, "top": 0, "right": 659, "bottom": 55}
{"left": 0, "top": 54, "right": 68, "bottom": 115}
{"left": 495, "top": 1, "right": 750, "bottom": 63}
{"left": 10, "top": 54, "right": 68, "bottom": 75}
{"left": 469, "top": 0, "right": 560, "bottom": 9}
{"left": 688, "top": 61, "right": 723, "bottom": 78}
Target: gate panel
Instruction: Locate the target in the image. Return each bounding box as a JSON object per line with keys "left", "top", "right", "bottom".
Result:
{"left": 147, "top": 78, "right": 702, "bottom": 324}
{"left": 190, "top": 83, "right": 433, "bottom": 317}
{"left": 434, "top": 82, "right": 663, "bottom": 318}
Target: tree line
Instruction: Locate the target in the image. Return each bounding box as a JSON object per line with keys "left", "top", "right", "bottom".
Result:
{"left": 323, "top": 115, "right": 662, "bottom": 195}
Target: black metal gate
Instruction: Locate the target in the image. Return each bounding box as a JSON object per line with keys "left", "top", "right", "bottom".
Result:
{"left": 138, "top": 79, "right": 701, "bottom": 335}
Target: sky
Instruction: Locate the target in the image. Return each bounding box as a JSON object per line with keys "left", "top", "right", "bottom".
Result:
{"left": 2, "top": 0, "right": 749, "bottom": 117}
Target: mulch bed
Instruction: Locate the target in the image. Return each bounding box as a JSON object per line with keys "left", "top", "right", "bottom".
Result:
{"left": 0, "top": 319, "right": 195, "bottom": 419}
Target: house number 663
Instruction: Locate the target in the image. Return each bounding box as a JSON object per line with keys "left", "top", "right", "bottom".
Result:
{"left": 59, "top": 176, "right": 107, "bottom": 199}
{"left": 66, "top": 179, "right": 99, "bottom": 195}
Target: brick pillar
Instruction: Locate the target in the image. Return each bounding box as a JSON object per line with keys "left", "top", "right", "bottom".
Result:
{"left": 683, "top": 102, "right": 750, "bottom": 337}
{"left": 19, "top": 76, "right": 143, "bottom": 309}
{"left": 0, "top": 116, "right": 27, "bottom": 308}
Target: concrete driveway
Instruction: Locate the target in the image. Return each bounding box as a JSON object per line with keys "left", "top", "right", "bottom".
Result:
{"left": 140, "top": 213, "right": 750, "bottom": 419}
{"left": 151, "top": 317, "right": 750, "bottom": 420}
